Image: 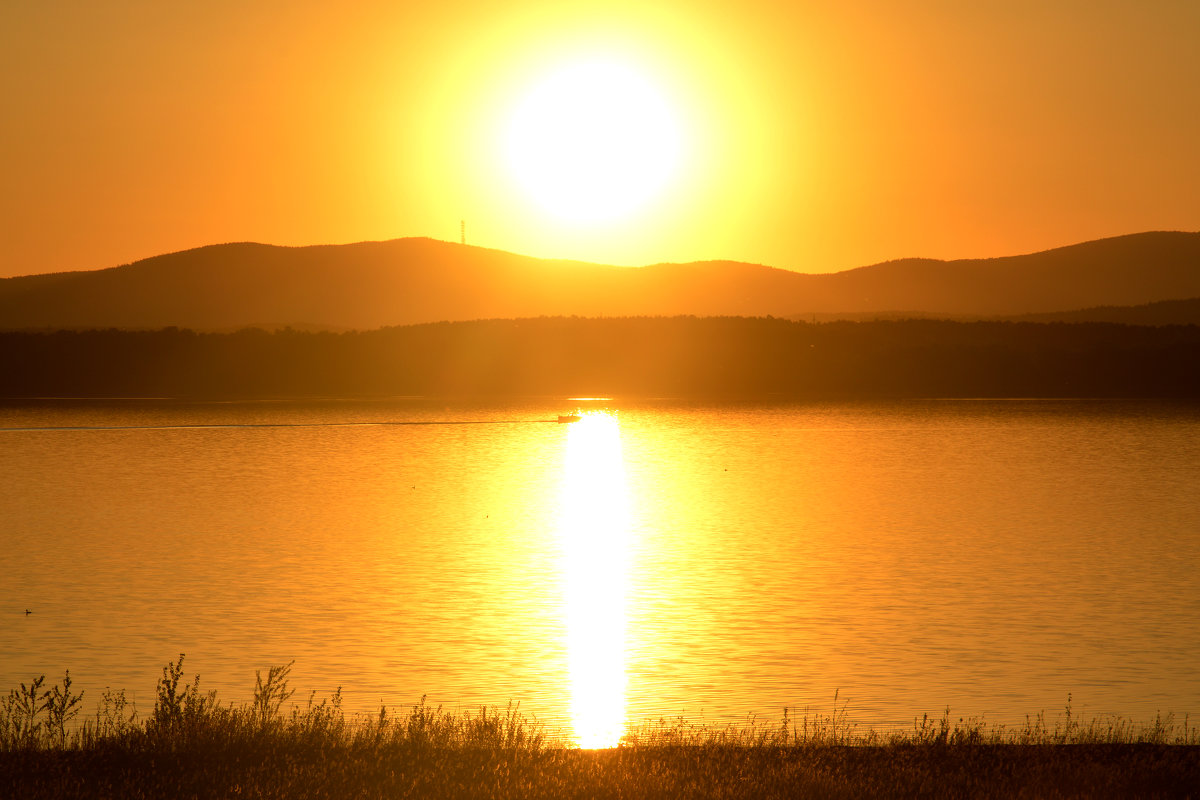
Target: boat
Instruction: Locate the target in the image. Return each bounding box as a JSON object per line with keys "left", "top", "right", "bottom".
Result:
{"left": 557, "top": 414, "right": 582, "bottom": 423}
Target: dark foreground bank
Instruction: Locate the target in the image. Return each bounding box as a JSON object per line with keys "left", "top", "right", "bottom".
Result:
{"left": 5, "top": 742, "right": 1199, "bottom": 799}
{"left": 3, "top": 662, "right": 1197, "bottom": 799}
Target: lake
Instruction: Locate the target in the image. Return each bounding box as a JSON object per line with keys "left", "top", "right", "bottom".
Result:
{"left": 2, "top": 397, "right": 1198, "bottom": 745}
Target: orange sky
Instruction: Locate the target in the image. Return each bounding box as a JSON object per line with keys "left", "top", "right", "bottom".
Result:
{"left": 3, "top": 0, "right": 1198, "bottom": 279}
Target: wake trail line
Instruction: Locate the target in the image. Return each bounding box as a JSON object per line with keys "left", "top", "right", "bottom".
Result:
{"left": 0, "top": 419, "right": 559, "bottom": 432}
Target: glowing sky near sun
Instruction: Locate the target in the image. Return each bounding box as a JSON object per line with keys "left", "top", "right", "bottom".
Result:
{"left": 3, "top": 0, "right": 1199, "bottom": 278}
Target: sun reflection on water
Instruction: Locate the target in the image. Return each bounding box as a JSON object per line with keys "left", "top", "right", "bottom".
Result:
{"left": 558, "top": 411, "right": 631, "bottom": 748}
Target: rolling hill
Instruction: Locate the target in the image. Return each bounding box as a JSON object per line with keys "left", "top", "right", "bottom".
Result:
{"left": 1, "top": 231, "right": 1198, "bottom": 331}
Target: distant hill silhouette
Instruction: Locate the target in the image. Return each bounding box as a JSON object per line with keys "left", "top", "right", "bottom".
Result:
{"left": 1, "top": 231, "right": 1198, "bottom": 330}
{"left": 794, "top": 297, "right": 1200, "bottom": 325}
{"left": 1002, "top": 297, "right": 1200, "bottom": 325}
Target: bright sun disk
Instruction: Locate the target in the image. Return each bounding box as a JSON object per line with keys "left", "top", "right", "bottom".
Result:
{"left": 504, "top": 59, "right": 684, "bottom": 225}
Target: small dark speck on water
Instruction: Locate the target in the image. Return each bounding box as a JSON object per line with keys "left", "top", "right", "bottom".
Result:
{"left": 25, "top": 609, "right": 32, "bottom": 615}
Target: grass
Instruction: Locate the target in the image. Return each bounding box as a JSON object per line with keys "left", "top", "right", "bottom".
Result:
{"left": 2, "top": 657, "right": 1197, "bottom": 799}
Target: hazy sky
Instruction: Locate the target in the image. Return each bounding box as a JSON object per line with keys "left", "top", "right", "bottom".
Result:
{"left": 3, "top": 0, "right": 1198, "bottom": 278}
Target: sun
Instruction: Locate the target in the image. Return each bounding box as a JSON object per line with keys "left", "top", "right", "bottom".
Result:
{"left": 503, "top": 58, "right": 685, "bottom": 225}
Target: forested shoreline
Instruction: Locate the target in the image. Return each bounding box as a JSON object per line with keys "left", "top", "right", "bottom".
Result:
{"left": 2, "top": 316, "right": 1199, "bottom": 399}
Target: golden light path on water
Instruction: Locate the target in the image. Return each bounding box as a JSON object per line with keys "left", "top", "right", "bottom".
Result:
{"left": 557, "top": 411, "right": 631, "bottom": 748}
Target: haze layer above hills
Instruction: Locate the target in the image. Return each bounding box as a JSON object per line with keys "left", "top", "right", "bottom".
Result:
{"left": 1, "top": 231, "right": 1198, "bottom": 331}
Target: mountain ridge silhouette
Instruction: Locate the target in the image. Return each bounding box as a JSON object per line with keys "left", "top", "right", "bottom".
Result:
{"left": 1, "top": 231, "right": 1197, "bottom": 330}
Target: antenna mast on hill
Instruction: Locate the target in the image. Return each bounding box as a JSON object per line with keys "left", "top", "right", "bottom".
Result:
{"left": 460, "top": 220, "right": 465, "bottom": 246}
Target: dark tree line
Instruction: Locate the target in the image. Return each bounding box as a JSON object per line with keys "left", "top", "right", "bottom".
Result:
{"left": 1, "top": 316, "right": 1198, "bottom": 399}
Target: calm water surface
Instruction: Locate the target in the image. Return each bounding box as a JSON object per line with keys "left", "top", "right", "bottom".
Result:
{"left": 2, "top": 398, "right": 1198, "bottom": 742}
